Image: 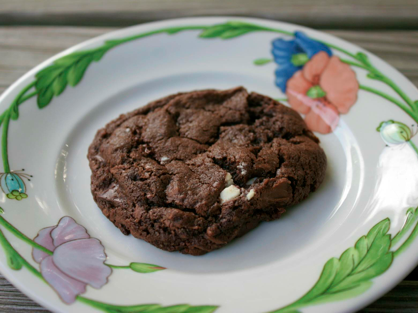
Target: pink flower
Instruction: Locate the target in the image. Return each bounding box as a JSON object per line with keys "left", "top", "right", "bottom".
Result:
{"left": 286, "top": 51, "right": 359, "bottom": 134}
{"left": 32, "top": 217, "right": 111, "bottom": 304}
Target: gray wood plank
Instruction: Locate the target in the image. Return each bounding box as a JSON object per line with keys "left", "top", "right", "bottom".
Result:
{"left": 359, "top": 281, "right": 418, "bottom": 312}
{"left": 0, "top": 26, "right": 417, "bottom": 312}
{"left": 0, "top": 0, "right": 418, "bottom": 29}
{"left": 0, "top": 275, "right": 48, "bottom": 312}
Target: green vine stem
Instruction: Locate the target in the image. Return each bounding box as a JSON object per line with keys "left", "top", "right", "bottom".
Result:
{"left": 75, "top": 297, "right": 161, "bottom": 312}
{"left": 76, "top": 296, "right": 218, "bottom": 313}
{"left": 106, "top": 25, "right": 209, "bottom": 46}
{"left": 107, "top": 264, "right": 129, "bottom": 269}
{"left": 408, "top": 140, "right": 418, "bottom": 155}
{"left": 1, "top": 81, "right": 37, "bottom": 173}
{"left": 253, "top": 31, "right": 416, "bottom": 122}
{"left": 320, "top": 42, "right": 358, "bottom": 61}
{"left": 1, "top": 21, "right": 416, "bottom": 179}
{"left": 272, "top": 207, "right": 418, "bottom": 313}
{"left": 1, "top": 111, "right": 11, "bottom": 173}
{"left": 359, "top": 85, "right": 416, "bottom": 121}
{"left": 391, "top": 208, "right": 418, "bottom": 247}
{"left": 0, "top": 20, "right": 415, "bottom": 312}
{"left": 250, "top": 25, "right": 417, "bottom": 114}
{"left": 0, "top": 214, "right": 199, "bottom": 312}
{"left": 394, "top": 218, "right": 418, "bottom": 257}
{"left": 0, "top": 215, "right": 164, "bottom": 272}
{"left": 341, "top": 60, "right": 415, "bottom": 110}
{"left": 0, "top": 216, "right": 52, "bottom": 255}
{"left": 1, "top": 203, "right": 417, "bottom": 313}
{"left": 258, "top": 65, "right": 415, "bottom": 121}
{"left": 318, "top": 42, "right": 415, "bottom": 112}
{"left": 0, "top": 228, "right": 45, "bottom": 280}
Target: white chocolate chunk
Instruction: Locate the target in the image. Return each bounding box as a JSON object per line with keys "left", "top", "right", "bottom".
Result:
{"left": 160, "top": 156, "right": 169, "bottom": 162}
{"left": 246, "top": 189, "right": 255, "bottom": 200}
{"left": 246, "top": 177, "right": 257, "bottom": 186}
{"left": 237, "top": 162, "right": 247, "bottom": 175}
{"left": 220, "top": 185, "right": 240, "bottom": 203}
{"left": 225, "top": 172, "right": 233, "bottom": 187}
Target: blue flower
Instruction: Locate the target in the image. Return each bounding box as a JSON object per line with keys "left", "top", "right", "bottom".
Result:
{"left": 272, "top": 31, "right": 332, "bottom": 92}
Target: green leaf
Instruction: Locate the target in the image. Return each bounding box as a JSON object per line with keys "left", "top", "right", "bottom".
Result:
{"left": 80, "top": 301, "right": 219, "bottom": 313}
{"left": 37, "top": 87, "right": 54, "bottom": 108}
{"left": 10, "top": 104, "right": 19, "bottom": 120}
{"left": 183, "top": 306, "right": 219, "bottom": 313}
{"left": 52, "top": 71, "right": 68, "bottom": 96}
{"left": 145, "top": 304, "right": 190, "bottom": 313}
{"left": 272, "top": 217, "right": 393, "bottom": 312}
{"left": 105, "top": 304, "right": 160, "bottom": 313}
{"left": 198, "top": 21, "right": 269, "bottom": 40}
{"left": 142, "top": 306, "right": 218, "bottom": 313}
{"left": 295, "top": 258, "right": 339, "bottom": 303}
{"left": 35, "top": 64, "right": 64, "bottom": 80}
{"left": 220, "top": 28, "right": 253, "bottom": 39}
{"left": 92, "top": 48, "right": 109, "bottom": 61}
{"left": 354, "top": 236, "right": 368, "bottom": 261}
{"left": 0, "top": 230, "right": 23, "bottom": 270}
{"left": 367, "top": 72, "right": 385, "bottom": 81}
{"left": 253, "top": 58, "right": 273, "bottom": 66}
{"left": 356, "top": 52, "right": 371, "bottom": 66}
{"left": 352, "top": 234, "right": 391, "bottom": 274}
{"left": 310, "top": 282, "right": 372, "bottom": 306}
{"left": 329, "top": 253, "right": 392, "bottom": 293}
{"left": 7, "top": 251, "right": 23, "bottom": 270}
{"left": 54, "top": 51, "right": 92, "bottom": 66}
{"left": 129, "top": 262, "right": 166, "bottom": 273}
{"left": 67, "top": 54, "right": 94, "bottom": 87}
{"left": 35, "top": 66, "right": 64, "bottom": 90}
{"left": 34, "top": 45, "right": 112, "bottom": 109}
{"left": 329, "top": 248, "right": 358, "bottom": 288}
{"left": 366, "top": 218, "right": 390, "bottom": 247}
{"left": 199, "top": 25, "right": 229, "bottom": 38}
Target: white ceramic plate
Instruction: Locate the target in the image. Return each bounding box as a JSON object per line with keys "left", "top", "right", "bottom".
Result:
{"left": 0, "top": 17, "right": 418, "bottom": 313}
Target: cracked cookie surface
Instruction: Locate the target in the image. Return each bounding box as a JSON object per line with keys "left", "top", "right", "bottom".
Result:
{"left": 88, "top": 87, "right": 327, "bottom": 255}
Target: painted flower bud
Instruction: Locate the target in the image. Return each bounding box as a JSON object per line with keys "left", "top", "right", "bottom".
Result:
{"left": 377, "top": 120, "right": 412, "bottom": 146}
{"left": 129, "top": 262, "right": 166, "bottom": 273}
{"left": 0, "top": 173, "right": 28, "bottom": 200}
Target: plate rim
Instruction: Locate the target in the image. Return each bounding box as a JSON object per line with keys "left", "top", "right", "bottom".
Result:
{"left": 0, "top": 16, "right": 417, "bottom": 313}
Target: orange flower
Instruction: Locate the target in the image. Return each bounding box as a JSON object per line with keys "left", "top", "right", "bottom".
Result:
{"left": 286, "top": 51, "right": 359, "bottom": 134}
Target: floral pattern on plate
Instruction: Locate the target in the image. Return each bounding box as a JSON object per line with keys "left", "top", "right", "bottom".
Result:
{"left": 0, "top": 19, "right": 417, "bottom": 312}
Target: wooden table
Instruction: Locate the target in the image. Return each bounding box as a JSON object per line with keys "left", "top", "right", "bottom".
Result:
{"left": 0, "top": 1, "right": 417, "bottom": 312}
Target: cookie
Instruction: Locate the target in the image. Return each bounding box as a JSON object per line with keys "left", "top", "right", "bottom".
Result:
{"left": 88, "top": 87, "right": 327, "bottom": 255}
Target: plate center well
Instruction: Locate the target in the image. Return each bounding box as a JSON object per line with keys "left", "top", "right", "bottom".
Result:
{"left": 55, "top": 72, "right": 359, "bottom": 274}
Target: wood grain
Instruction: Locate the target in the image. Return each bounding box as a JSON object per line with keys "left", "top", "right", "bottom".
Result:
{"left": 0, "top": 26, "right": 417, "bottom": 312}
{"left": 0, "top": 0, "right": 418, "bottom": 29}
{"left": 360, "top": 281, "right": 418, "bottom": 313}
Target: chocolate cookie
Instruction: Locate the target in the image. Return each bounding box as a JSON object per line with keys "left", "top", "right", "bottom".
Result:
{"left": 88, "top": 87, "right": 327, "bottom": 255}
